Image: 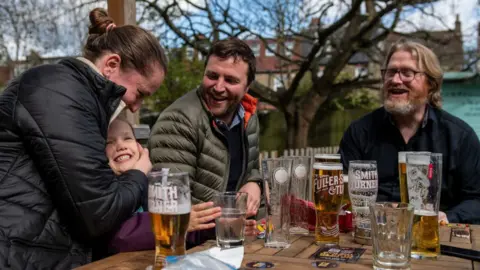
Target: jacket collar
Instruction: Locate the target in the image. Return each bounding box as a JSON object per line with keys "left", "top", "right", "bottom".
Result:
{"left": 58, "top": 57, "right": 126, "bottom": 120}
{"left": 196, "top": 87, "right": 258, "bottom": 128}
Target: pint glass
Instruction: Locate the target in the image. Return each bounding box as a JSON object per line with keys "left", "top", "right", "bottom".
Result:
{"left": 348, "top": 160, "right": 378, "bottom": 245}
{"left": 406, "top": 152, "right": 442, "bottom": 259}
{"left": 262, "top": 158, "right": 293, "bottom": 248}
{"left": 312, "top": 162, "right": 344, "bottom": 245}
{"left": 148, "top": 170, "right": 191, "bottom": 269}
{"left": 289, "top": 156, "right": 311, "bottom": 235}
{"left": 314, "top": 154, "right": 341, "bottom": 163}
{"left": 398, "top": 151, "right": 430, "bottom": 204}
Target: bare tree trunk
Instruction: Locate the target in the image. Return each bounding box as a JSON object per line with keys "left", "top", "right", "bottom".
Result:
{"left": 285, "top": 110, "right": 296, "bottom": 150}
{"left": 284, "top": 90, "right": 330, "bottom": 149}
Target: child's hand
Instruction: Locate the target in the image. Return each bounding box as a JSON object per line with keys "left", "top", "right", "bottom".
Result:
{"left": 133, "top": 144, "right": 152, "bottom": 175}
{"left": 188, "top": 202, "right": 222, "bottom": 232}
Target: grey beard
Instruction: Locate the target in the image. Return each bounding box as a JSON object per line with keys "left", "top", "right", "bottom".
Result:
{"left": 384, "top": 98, "right": 428, "bottom": 116}
{"left": 384, "top": 100, "right": 415, "bottom": 116}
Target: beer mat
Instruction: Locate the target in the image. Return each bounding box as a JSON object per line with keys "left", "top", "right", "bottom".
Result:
{"left": 312, "top": 261, "right": 339, "bottom": 268}
{"left": 310, "top": 246, "right": 366, "bottom": 263}
{"left": 245, "top": 261, "right": 275, "bottom": 268}
{"left": 451, "top": 227, "right": 471, "bottom": 239}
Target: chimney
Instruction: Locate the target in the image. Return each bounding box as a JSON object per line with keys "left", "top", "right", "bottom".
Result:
{"left": 455, "top": 14, "right": 461, "bottom": 33}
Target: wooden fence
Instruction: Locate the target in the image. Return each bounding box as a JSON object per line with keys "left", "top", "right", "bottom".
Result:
{"left": 259, "top": 146, "right": 340, "bottom": 161}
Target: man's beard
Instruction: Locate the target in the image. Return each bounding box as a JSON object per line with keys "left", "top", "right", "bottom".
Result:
{"left": 383, "top": 92, "right": 428, "bottom": 116}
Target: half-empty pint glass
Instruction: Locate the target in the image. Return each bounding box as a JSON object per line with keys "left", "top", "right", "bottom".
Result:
{"left": 398, "top": 151, "right": 430, "bottom": 204}
{"left": 289, "top": 156, "right": 312, "bottom": 235}
{"left": 148, "top": 170, "right": 191, "bottom": 269}
{"left": 314, "top": 154, "right": 341, "bottom": 163}
{"left": 312, "top": 162, "right": 344, "bottom": 245}
{"left": 262, "top": 158, "right": 293, "bottom": 248}
{"left": 406, "top": 152, "right": 442, "bottom": 259}
{"left": 370, "top": 202, "right": 415, "bottom": 270}
{"left": 348, "top": 160, "right": 378, "bottom": 245}
{"left": 213, "top": 192, "right": 248, "bottom": 248}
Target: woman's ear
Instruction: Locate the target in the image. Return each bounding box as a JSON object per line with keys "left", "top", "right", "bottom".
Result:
{"left": 101, "top": 53, "right": 121, "bottom": 79}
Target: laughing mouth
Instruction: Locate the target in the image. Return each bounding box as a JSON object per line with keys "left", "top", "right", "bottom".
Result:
{"left": 210, "top": 95, "right": 227, "bottom": 102}
{"left": 114, "top": 154, "right": 132, "bottom": 162}
{"left": 389, "top": 88, "right": 409, "bottom": 95}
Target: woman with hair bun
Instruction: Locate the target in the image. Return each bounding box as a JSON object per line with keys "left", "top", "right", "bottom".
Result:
{"left": 0, "top": 7, "right": 167, "bottom": 269}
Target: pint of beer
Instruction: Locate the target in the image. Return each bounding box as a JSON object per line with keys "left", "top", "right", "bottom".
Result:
{"left": 312, "top": 162, "right": 344, "bottom": 245}
{"left": 314, "top": 154, "right": 341, "bottom": 163}
{"left": 398, "top": 151, "right": 430, "bottom": 204}
{"left": 405, "top": 152, "right": 442, "bottom": 259}
{"left": 148, "top": 170, "right": 191, "bottom": 269}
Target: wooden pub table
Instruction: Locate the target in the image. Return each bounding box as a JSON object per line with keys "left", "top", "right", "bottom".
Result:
{"left": 76, "top": 224, "right": 480, "bottom": 270}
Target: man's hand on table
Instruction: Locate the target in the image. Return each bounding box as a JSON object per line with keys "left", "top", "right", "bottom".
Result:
{"left": 239, "top": 182, "right": 261, "bottom": 237}
{"left": 239, "top": 182, "right": 261, "bottom": 217}
{"left": 439, "top": 211, "right": 449, "bottom": 226}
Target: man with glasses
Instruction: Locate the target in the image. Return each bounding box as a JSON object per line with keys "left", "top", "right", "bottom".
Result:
{"left": 339, "top": 39, "right": 480, "bottom": 224}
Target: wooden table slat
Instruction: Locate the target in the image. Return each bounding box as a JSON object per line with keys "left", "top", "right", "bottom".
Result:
{"left": 76, "top": 225, "right": 480, "bottom": 270}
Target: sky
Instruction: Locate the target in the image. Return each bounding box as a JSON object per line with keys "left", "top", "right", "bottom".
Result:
{"left": 4, "top": 0, "right": 480, "bottom": 59}
{"left": 396, "top": 0, "right": 479, "bottom": 49}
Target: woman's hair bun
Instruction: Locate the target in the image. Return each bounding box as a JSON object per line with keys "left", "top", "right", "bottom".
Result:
{"left": 88, "top": 8, "right": 115, "bottom": 35}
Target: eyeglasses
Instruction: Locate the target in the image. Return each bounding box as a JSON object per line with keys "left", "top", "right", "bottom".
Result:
{"left": 381, "top": 68, "right": 426, "bottom": 82}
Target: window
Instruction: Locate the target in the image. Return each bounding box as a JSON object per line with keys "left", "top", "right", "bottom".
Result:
{"left": 273, "top": 74, "right": 289, "bottom": 91}
{"left": 317, "top": 68, "right": 324, "bottom": 78}
{"left": 265, "top": 44, "right": 277, "bottom": 57}
{"left": 186, "top": 47, "right": 194, "bottom": 61}
{"left": 355, "top": 66, "right": 369, "bottom": 78}
{"left": 285, "top": 41, "right": 294, "bottom": 56}
{"left": 250, "top": 43, "right": 260, "bottom": 57}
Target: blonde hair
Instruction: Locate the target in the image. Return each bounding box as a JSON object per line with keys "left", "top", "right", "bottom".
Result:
{"left": 383, "top": 39, "right": 443, "bottom": 109}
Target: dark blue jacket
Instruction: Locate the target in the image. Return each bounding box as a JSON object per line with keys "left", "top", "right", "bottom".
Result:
{"left": 340, "top": 105, "right": 480, "bottom": 224}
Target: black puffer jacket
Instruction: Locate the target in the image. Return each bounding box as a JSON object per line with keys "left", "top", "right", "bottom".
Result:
{"left": 0, "top": 58, "right": 148, "bottom": 269}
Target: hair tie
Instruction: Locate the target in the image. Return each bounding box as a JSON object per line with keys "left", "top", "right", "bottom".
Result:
{"left": 106, "top": 23, "right": 116, "bottom": 32}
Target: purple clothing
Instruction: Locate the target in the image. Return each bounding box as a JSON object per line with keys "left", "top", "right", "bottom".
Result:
{"left": 109, "top": 212, "right": 214, "bottom": 252}
{"left": 109, "top": 212, "right": 155, "bottom": 252}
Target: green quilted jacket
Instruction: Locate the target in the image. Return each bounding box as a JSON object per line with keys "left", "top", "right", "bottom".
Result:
{"left": 148, "top": 88, "right": 261, "bottom": 204}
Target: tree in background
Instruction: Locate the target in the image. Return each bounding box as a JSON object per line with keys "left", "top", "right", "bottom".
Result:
{"left": 135, "top": 0, "right": 446, "bottom": 148}
{"left": 142, "top": 47, "right": 205, "bottom": 124}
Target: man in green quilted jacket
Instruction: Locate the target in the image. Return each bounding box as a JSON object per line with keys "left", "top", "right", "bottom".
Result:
{"left": 148, "top": 38, "right": 262, "bottom": 219}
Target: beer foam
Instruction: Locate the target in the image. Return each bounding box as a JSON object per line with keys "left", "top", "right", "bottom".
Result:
{"left": 398, "top": 152, "right": 413, "bottom": 163}
{"left": 349, "top": 161, "right": 376, "bottom": 169}
{"left": 399, "top": 151, "right": 431, "bottom": 163}
{"left": 407, "top": 154, "right": 430, "bottom": 165}
{"left": 150, "top": 203, "right": 191, "bottom": 214}
{"left": 313, "top": 162, "right": 343, "bottom": 171}
{"left": 314, "top": 154, "right": 340, "bottom": 160}
{"left": 414, "top": 209, "right": 437, "bottom": 216}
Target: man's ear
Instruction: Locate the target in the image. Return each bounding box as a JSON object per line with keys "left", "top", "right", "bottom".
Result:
{"left": 101, "top": 54, "right": 121, "bottom": 79}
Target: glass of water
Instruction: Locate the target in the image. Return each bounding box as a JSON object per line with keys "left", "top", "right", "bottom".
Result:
{"left": 213, "top": 192, "right": 248, "bottom": 249}
{"left": 348, "top": 160, "right": 378, "bottom": 245}
{"left": 370, "top": 202, "right": 415, "bottom": 270}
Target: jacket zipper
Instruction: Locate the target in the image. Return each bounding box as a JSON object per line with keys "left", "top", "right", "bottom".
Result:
{"left": 235, "top": 122, "right": 248, "bottom": 191}
{"left": 211, "top": 122, "right": 230, "bottom": 192}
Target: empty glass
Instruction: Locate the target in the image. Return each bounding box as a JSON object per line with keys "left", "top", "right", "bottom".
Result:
{"left": 370, "top": 202, "right": 415, "bottom": 270}
{"left": 262, "top": 158, "right": 293, "bottom": 248}
{"left": 213, "top": 192, "right": 248, "bottom": 249}
{"left": 348, "top": 160, "right": 378, "bottom": 245}
{"left": 289, "top": 156, "right": 312, "bottom": 235}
